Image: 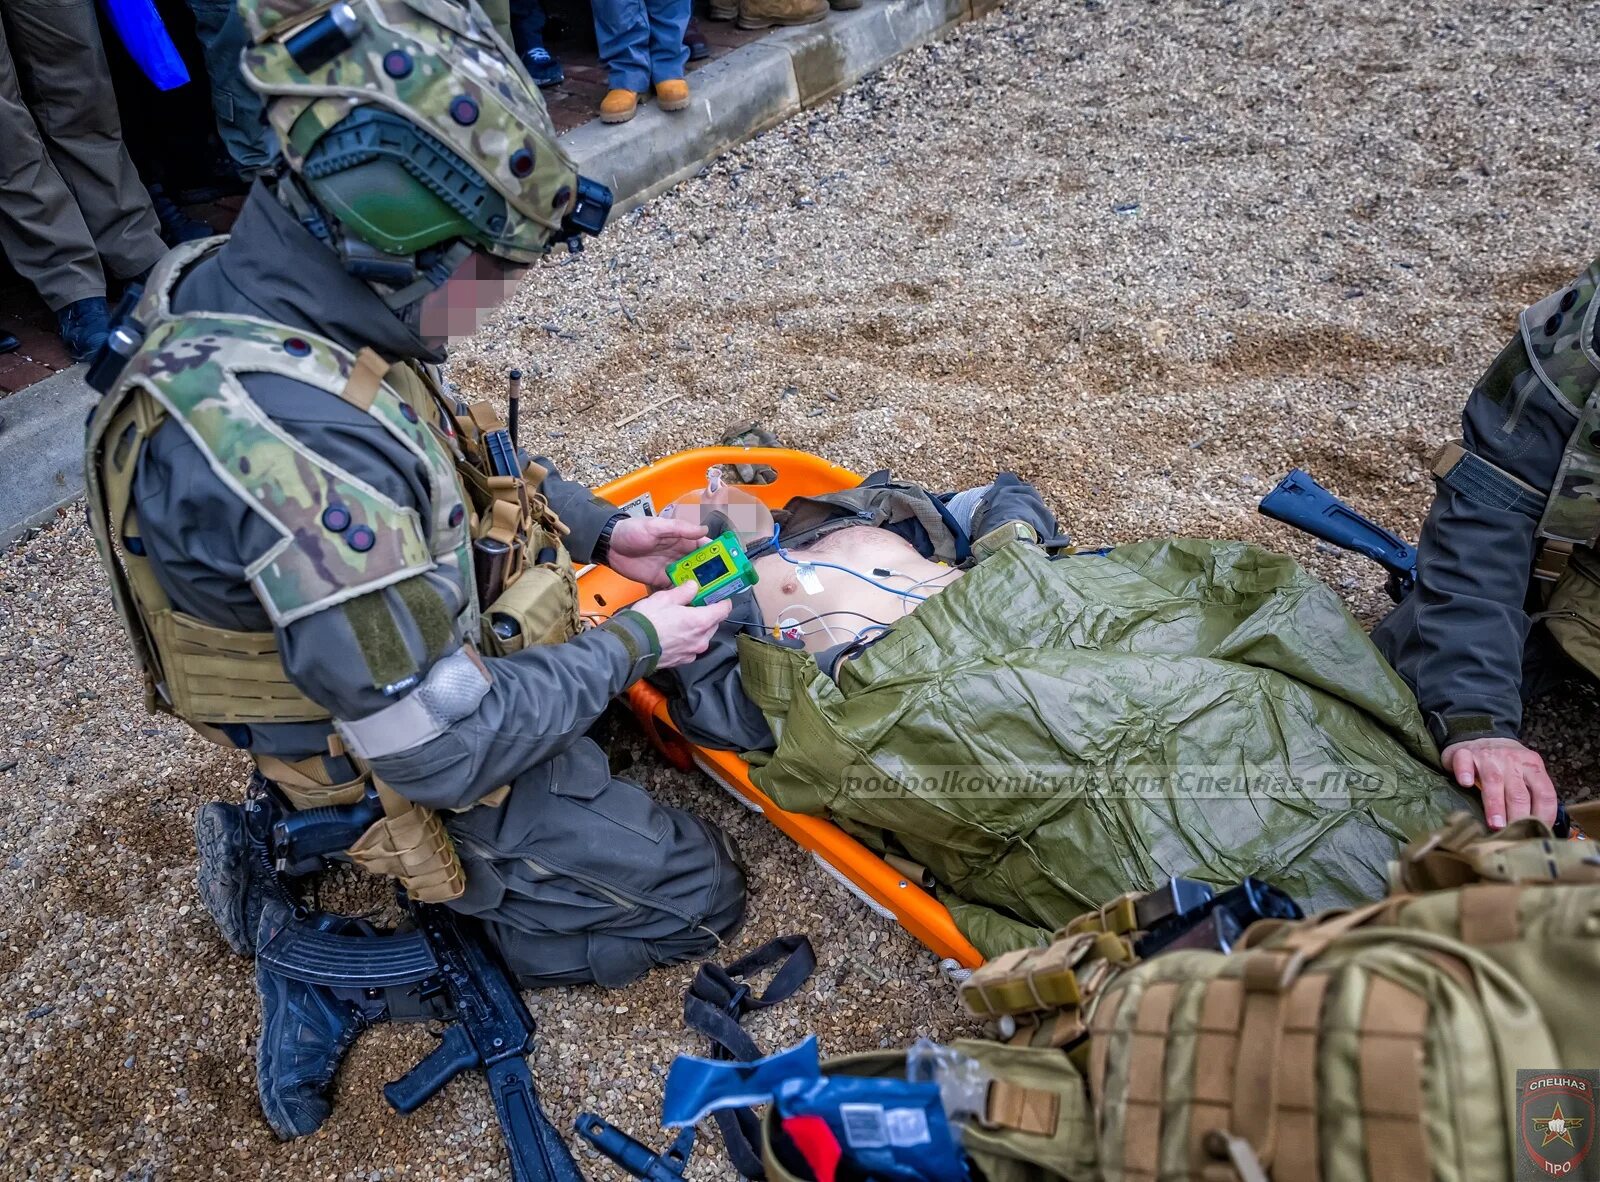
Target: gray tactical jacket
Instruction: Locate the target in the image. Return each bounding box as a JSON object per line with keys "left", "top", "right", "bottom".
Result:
{"left": 1373, "top": 322, "right": 1596, "bottom": 747}
{"left": 131, "top": 183, "right": 656, "bottom": 844}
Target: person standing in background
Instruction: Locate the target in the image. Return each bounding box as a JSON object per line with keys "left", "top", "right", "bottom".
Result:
{"left": 593, "top": 0, "right": 692, "bottom": 124}
{"left": 0, "top": 0, "right": 167, "bottom": 359}
{"left": 508, "top": 0, "right": 563, "bottom": 87}
{"left": 182, "top": 0, "right": 279, "bottom": 179}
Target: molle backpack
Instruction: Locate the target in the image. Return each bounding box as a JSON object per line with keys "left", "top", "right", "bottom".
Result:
{"left": 782, "top": 811, "right": 1600, "bottom": 1182}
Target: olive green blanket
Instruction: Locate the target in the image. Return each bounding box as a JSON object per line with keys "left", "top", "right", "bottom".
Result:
{"left": 737, "top": 539, "right": 1473, "bottom": 958}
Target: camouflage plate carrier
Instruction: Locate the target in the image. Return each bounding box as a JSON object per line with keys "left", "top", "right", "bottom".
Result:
{"left": 1432, "top": 257, "right": 1600, "bottom": 678}
{"left": 934, "top": 806, "right": 1600, "bottom": 1182}
{"left": 84, "top": 238, "right": 581, "bottom": 901}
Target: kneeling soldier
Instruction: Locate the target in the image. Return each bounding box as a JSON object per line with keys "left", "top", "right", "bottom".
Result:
{"left": 83, "top": 0, "right": 744, "bottom": 1137}
{"left": 1374, "top": 258, "right": 1600, "bottom": 831}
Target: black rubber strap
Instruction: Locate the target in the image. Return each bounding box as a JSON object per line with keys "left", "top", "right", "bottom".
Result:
{"left": 682, "top": 935, "right": 816, "bottom": 1179}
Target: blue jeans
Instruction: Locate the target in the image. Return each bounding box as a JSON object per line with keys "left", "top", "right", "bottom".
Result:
{"left": 592, "top": 0, "right": 690, "bottom": 93}
{"left": 508, "top": 0, "right": 547, "bottom": 55}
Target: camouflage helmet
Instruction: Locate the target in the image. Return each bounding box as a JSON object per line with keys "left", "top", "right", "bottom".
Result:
{"left": 238, "top": 0, "right": 607, "bottom": 265}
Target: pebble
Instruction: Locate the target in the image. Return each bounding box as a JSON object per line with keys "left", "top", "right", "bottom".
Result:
{"left": 5, "top": 0, "right": 1599, "bottom": 1178}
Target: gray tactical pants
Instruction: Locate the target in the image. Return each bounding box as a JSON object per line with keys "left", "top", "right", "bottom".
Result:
{"left": 0, "top": 0, "right": 165, "bottom": 309}
{"left": 183, "top": 0, "right": 277, "bottom": 174}
{"left": 446, "top": 737, "right": 747, "bottom": 988}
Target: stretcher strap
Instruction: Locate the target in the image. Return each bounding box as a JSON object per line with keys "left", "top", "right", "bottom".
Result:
{"left": 683, "top": 935, "right": 817, "bottom": 1180}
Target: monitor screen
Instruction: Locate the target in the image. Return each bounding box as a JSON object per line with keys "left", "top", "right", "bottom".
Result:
{"left": 692, "top": 552, "right": 731, "bottom": 586}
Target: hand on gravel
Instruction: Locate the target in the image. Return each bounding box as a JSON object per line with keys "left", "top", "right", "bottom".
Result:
{"left": 628, "top": 581, "right": 733, "bottom": 668}
{"left": 1440, "top": 737, "right": 1557, "bottom": 829}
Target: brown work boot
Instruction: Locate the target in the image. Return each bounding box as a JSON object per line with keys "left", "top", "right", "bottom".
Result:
{"left": 599, "top": 88, "right": 640, "bottom": 124}
{"left": 656, "top": 78, "right": 691, "bottom": 112}
{"left": 736, "top": 0, "right": 827, "bottom": 29}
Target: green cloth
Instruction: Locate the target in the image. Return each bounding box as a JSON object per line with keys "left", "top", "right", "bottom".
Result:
{"left": 742, "top": 539, "right": 1474, "bottom": 958}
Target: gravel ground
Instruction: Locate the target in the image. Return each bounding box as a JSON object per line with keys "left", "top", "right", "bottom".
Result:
{"left": 5, "top": 0, "right": 1600, "bottom": 1177}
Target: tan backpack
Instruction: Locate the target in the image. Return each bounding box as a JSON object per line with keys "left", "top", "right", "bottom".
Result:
{"left": 770, "top": 812, "right": 1600, "bottom": 1182}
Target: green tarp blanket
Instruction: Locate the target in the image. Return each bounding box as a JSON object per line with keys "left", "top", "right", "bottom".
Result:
{"left": 737, "top": 539, "right": 1474, "bottom": 958}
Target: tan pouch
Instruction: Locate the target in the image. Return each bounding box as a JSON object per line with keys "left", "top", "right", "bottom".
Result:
{"left": 254, "top": 752, "right": 368, "bottom": 810}
{"left": 347, "top": 799, "right": 467, "bottom": 902}
{"left": 482, "top": 553, "right": 581, "bottom": 655}
{"left": 1540, "top": 547, "right": 1600, "bottom": 679}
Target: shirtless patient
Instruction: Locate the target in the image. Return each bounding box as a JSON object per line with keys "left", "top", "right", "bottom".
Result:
{"left": 655, "top": 471, "right": 1059, "bottom": 748}
{"left": 752, "top": 527, "right": 965, "bottom": 654}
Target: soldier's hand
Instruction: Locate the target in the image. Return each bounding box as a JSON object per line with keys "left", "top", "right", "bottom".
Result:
{"left": 1440, "top": 737, "right": 1558, "bottom": 829}
{"left": 628, "top": 581, "right": 733, "bottom": 669}
{"left": 606, "top": 517, "right": 709, "bottom": 588}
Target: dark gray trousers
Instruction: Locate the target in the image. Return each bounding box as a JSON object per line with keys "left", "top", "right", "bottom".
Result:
{"left": 447, "top": 737, "right": 747, "bottom": 988}
{"left": 0, "top": 0, "right": 165, "bottom": 308}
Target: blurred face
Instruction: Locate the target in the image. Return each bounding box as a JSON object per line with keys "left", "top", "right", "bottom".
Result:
{"left": 417, "top": 250, "right": 528, "bottom": 347}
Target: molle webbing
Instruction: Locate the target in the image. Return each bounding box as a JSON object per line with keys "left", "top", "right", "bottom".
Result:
{"left": 1391, "top": 811, "right": 1600, "bottom": 892}
{"left": 151, "top": 610, "right": 331, "bottom": 723}
{"left": 1088, "top": 958, "right": 1429, "bottom": 1182}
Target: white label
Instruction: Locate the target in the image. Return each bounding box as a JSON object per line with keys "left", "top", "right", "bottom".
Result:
{"left": 838, "top": 1103, "right": 888, "bottom": 1149}
{"left": 886, "top": 1107, "right": 931, "bottom": 1148}
{"left": 795, "top": 563, "right": 824, "bottom": 595}
{"left": 618, "top": 493, "right": 655, "bottom": 518}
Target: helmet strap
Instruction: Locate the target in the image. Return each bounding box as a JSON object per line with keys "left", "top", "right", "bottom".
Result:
{"left": 275, "top": 172, "right": 335, "bottom": 248}
{"left": 379, "top": 240, "right": 473, "bottom": 311}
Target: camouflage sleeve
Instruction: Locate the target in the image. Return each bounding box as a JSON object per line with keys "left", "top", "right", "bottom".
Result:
{"left": 534, "top": 454, "right": 624, "bottom": 563}
{"left": 347, "top": 609, "right": 661, "bottom": 811}
{"left": 1372, "top": 334, "right": 1573, "bottom": 748}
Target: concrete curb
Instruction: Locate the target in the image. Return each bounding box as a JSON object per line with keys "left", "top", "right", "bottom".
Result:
{"left": 0, "top": 0, "right": 987, "bottom": 551}
{"left": 0, "top": 364, "right": 96, "bottom": 549}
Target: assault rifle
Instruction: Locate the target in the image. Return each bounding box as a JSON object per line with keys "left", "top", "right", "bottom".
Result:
{"left": 253, "top": 790, "right": 584, "bottom": 1182}
{"left": 1130, "top": 876, "right": 1304, "bottom": 957}
{"left": 1258, "top": 468, "right": 1417, "bottom": 601}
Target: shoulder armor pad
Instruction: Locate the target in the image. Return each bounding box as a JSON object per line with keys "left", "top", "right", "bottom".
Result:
{"left": 122, "top": 314, "right": 435, "bottom": 626}
{"left": 1520, "top": 257, "right": 1600, "bottom": 413}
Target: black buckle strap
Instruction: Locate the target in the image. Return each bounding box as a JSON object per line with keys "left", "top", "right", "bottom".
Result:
{"left": 682, "top": 935, "right": 816, "bottom": 1179}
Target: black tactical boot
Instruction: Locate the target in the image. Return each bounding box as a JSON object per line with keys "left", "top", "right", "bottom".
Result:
{"left": 195, "top": 800, "right": 270, "bottom": 956}
{"left": 56, "top": 297, "right": 110, "bottom": 362}
{"left": 254, "top": 902, "right": 371, "bottom": 1139}
{"left": 148, "top": 183, "right": 215, "bottom": 246}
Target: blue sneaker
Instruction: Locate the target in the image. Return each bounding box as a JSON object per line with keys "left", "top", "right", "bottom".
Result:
{"left": 57, "top": 297, "right": 110, "bottom": 362}
{"left": 522, "top": 45, "right": 564, "bottom": 88}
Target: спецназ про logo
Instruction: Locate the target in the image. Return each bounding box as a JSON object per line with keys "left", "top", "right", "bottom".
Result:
{"left": 1517, "top": 1069, "right": 1599, "bottom": 1180}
